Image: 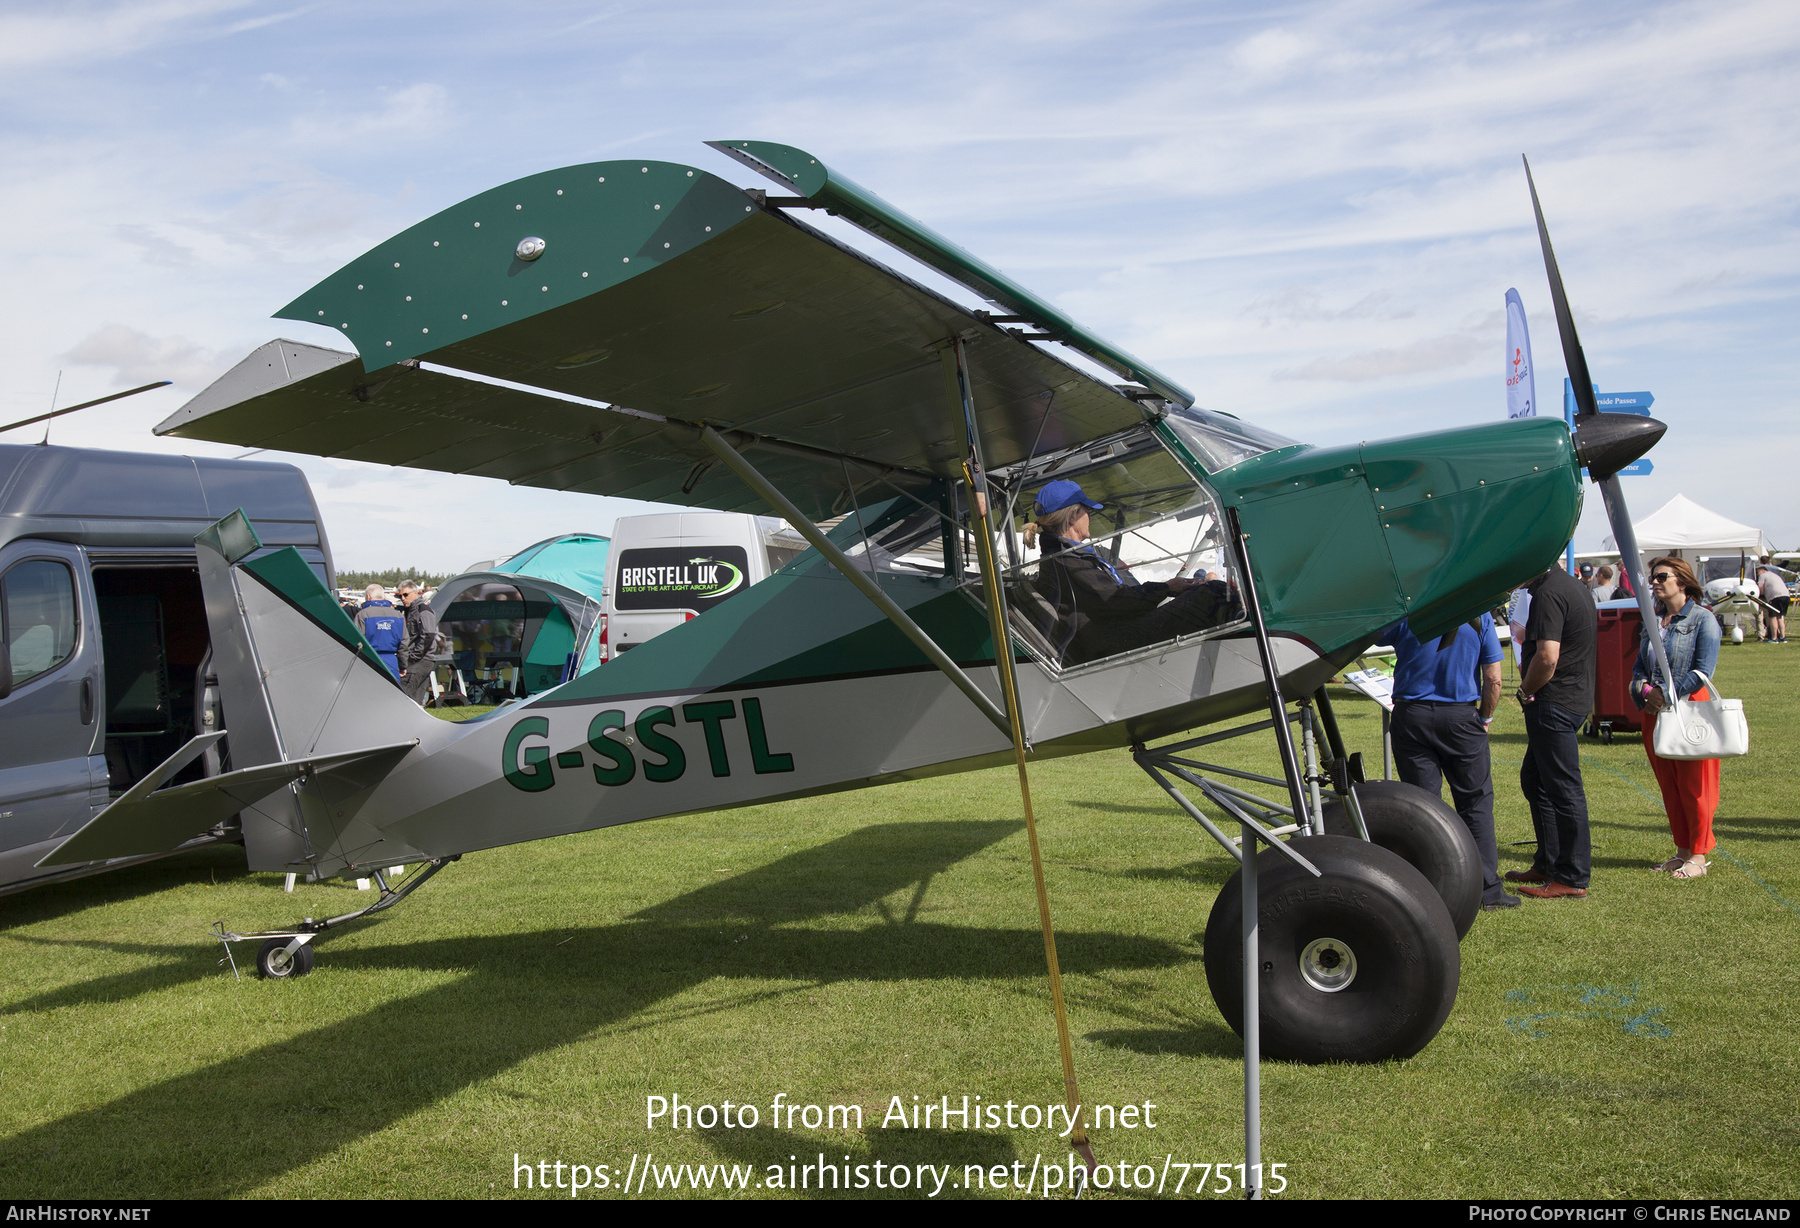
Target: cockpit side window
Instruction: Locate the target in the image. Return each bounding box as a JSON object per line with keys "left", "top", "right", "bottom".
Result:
{"left": 966, "top": 428, "right": 1246, "bottom": 670}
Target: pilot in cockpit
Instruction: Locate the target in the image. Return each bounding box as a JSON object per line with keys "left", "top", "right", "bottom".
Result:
{"left": 1024, "top": 480, "right": 1241, "bottom": 665}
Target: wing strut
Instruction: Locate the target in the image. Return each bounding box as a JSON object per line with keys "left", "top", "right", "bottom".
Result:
{"left": 696, "top": 427, "right": 1011, "bottom": 737}
{"left": 948, "top": 336, "right": 1098, "bottom": 1182}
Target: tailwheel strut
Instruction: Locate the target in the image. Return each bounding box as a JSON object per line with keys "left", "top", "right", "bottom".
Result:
{"left": 210, "top": 855, "right": 459, "bottom": 980}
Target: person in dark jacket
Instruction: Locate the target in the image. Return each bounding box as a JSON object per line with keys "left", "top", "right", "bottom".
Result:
{"left": 395, "top": 580, "right": 441, "bottom": 705}
{"left": 354, "top": 585, "right": 406, "bottom": 679}
{"left": 1025, "top": 480, "right": 1239, "bottom": 665}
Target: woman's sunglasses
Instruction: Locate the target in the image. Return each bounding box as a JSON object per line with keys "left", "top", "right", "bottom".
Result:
{"left": 1651, "top": 572, "right": 1676, "bottom": 583}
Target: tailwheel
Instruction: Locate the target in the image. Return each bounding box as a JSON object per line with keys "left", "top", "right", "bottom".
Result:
{"left": 255, "top": 937, "right": 315, "bottom": 980}
{"left": 1319, "top": 780, "right": 1482, "bottom": 939}
{"left": 1204, "top": 835, "right": 1459, "bottom": 1063}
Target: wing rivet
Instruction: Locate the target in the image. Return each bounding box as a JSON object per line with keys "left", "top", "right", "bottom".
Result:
{"left": 541, "top": 285, "right": 547, "bottom": 291}
{"left": 663, "top": 242, "right": 670, "bottom": 248}
{"left": 516, "top": 236, "right": 547, "bottom": 261}
{"left": 433, "top": 240, "right": 439, "bottom": 247}
{"left": 405, "top": 295, "right": 412, "bottom": 301}
{"left": 641, "top": 167, "right": 648, "bottom": 173}
{"left": 422, "top": 328, "right": 428, "bottom": 334}
{"left": 474, "top": 221, "right": 481, "bottom": 227}
{"left": 317, "top": 310, "right": 323, "bottom": 316}
{"left": 393, "top": 262, "right": 400, "bottom": 268}
{"left": 501, "top": 299, "right": 508, "bottom": 306}
{"left": 462, "top": 314, "right": 468, "bottom": 320}
{"left": 598, "top": 176, "right": 605, "bottom": 183}
{"left": 386, "top": 341, "right": 392, "bottom": 346}
{"left": 581, "top": 271, "right": 588, "bottom": 278}
{"left": 686, "top": 170, "right": 693, "bottom": 177}
{"left": 557, "top": 189, "right": 563, "bottom": 195}
{"left": 654, "top": 204, "right": 661, "bottom": 210}
{"left": 357, "top": 284, "right": 364, "bottom": 290}
{"left": 622, "top": 257, "right": 629, "bottom": 263}
{"left": 515, "top": 204, "right": 522, "bottom": 210}
{"left": 705, "top": 226, "right": 712, "bottom": 232}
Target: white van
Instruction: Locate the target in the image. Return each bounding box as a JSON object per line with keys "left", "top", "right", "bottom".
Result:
{"left": 602, "top": 512, "right": 809, "bottom": 656}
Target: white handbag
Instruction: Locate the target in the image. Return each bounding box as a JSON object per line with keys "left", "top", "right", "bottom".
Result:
{"left": 1652, "top": 672, "right": 1748, "bottom": 760}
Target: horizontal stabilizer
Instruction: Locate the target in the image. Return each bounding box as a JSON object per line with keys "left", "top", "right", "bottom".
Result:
{"left": 39, "top": 740, "right": 418, "bottom": 867}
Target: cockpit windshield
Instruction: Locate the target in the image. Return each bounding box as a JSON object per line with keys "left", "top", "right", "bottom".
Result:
{"left": 1159, "top": 405, "right": 1298, "bottom": 474}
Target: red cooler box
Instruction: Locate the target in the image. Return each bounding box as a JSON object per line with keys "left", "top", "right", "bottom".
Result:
{"left": 1590, "top": 605, "right": 1644, "bottom": 742}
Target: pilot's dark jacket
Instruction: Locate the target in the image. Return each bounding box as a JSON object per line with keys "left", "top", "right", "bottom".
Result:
{"left": 1034, "top": 534, "right": 1236, "bottom": 665}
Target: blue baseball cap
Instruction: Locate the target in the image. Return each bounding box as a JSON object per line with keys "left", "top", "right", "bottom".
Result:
{"left": 1035, "top": 480, "right": 1104, "bottom": 516}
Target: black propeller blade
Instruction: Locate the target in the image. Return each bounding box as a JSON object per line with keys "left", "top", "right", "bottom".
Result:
{"left": 1523, "top": 155, "right": 1677, "bottom": 701}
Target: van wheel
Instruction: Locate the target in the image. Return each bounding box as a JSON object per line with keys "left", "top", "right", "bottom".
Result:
{"left": 1203, "top": 836, "right": 1459, "bottom": 1063}
{"left": 256, "top": 938, "right": 315, "bottom": 979}
{"left": 1319, "top": 780, "right": 1482, "bottom": 939}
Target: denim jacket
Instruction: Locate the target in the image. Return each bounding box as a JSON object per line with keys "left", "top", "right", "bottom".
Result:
{"left": 1630, "top": 599, "right": 1720, "bottom": 708}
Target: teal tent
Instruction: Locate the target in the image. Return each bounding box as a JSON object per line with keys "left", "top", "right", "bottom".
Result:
{"left": 430, "top": 533, "right": 610, "bottom": 700}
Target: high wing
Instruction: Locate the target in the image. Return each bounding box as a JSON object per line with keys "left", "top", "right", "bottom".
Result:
{"left": 156, "top": 142, "right": 1191, "bottom": 520}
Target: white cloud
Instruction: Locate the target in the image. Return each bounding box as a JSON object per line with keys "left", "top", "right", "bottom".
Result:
{"left": 288, "top": 83, "right": 451, "bottom": 147}
{"left": 63, "top": 325, "right": 230, "bottom": 391}
{"left": 1274, "top": 332, "right": 1486, "bottom": 382}
{"left": 0, "top": 0, "right": 251, "bottom": 71}
{"left": 1233, "top": 27, "right": 1309, "bottom": 74}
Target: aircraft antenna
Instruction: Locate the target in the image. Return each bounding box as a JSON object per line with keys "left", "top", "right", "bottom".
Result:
{"left": 0, "top": 378, "right": 173, "bottom": 440}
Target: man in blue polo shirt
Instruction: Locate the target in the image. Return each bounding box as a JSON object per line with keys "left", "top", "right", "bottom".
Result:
{"left": 1384, "top": 613, "right": 1513, "bottom": 911}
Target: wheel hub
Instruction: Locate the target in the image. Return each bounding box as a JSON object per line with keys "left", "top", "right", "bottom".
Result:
{"left": 1299, "top": 936, "right": 1357, "bottom": 992}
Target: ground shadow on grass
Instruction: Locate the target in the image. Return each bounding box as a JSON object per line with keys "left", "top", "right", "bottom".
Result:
{"left": 0, "top": 821, "right": 1195, "bottom": 1198}
{"left": 0, "top": 844, "right": 252, "bottom": 932}
{"left": 1713, "top": 815, "right": 1800, "bottom": 843}
{"left": 1084, "top": 1023, "right": 1241, "bottom": 1060}
{"left": 692, "top": 1125, "right": 1019, "bottom": 1199}
{"left": 1068, "top": 801, "right": 1179, "bottom": 817}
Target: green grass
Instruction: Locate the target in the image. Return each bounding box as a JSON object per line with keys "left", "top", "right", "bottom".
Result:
{"left": 1, "top": 646, "right": 1795, "bottom": 1199}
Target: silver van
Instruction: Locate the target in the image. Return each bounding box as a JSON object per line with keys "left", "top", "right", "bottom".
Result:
{"left": 0, "top": 443, "right": 334, "bottom": 895}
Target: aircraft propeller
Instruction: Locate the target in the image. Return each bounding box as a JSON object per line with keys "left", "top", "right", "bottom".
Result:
{"left": 1523, "top": 155, "right": 1678, "bottom": 703}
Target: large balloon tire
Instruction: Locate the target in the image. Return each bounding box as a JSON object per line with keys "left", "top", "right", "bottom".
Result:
{"left": 1204, "top": 835, "right": 1460, "bottom": 1064}
{"left": 1319, "top": 780, "right": 1482, "bottom": 940}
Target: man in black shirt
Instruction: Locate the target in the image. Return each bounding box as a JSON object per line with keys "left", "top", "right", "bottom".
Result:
{"left": 1508, "top": 564, "right": 1598, "bottom": 898}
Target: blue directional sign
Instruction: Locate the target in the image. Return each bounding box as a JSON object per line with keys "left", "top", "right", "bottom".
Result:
{"left": 1565, "top": 379, "right": 1657, "bottom": 476}
{"left": 1594, "top": 391, "right": 1654, "bottom": 414}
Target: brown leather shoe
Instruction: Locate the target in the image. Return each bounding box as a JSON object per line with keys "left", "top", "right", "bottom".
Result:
{"left": 1504, "top": 868, "right": 1549, "bottom": 884}
{"left": 1518, "top": 881, "right": 1587, "bottom": 899}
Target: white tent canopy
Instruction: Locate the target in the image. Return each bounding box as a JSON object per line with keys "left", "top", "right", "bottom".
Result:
{"left": 1601, "top": 493, "right": 1767, "bottom": 556}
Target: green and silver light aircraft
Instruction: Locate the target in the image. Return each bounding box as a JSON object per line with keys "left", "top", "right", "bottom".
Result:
{"left": 41, "top": 145, "right": 1665, "bottom": 1139}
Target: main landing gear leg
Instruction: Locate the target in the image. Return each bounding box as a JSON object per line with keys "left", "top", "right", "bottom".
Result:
{"left": 210, "top": 856, "right": 459, "bottom": 980}
{"left": 1128, "top": 514, "right": 1461, "bottom": 1190}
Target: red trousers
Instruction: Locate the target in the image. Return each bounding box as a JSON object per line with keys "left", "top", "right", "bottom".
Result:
{"left": 1642, "top": 686, "right": 1720, "bottom": 856}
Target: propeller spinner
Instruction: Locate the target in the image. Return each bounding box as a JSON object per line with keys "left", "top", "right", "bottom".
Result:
{"left": 1523, "top": 155, "right": 1677, "bottom": 701}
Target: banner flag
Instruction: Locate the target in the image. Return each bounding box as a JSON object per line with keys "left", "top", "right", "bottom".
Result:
{"left": 1505, "top": 288, "right": 1536, "bottom": 419}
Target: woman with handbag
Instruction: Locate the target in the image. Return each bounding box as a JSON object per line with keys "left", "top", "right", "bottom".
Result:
{"left": 1632, "top": 556, "right": 1723, "bottom": 880}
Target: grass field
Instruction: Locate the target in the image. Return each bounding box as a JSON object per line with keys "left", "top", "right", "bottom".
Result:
{"left": 1, "top": 645, "right": 1795, "bottom": 1199}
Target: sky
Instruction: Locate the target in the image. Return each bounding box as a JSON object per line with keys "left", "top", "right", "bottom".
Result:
{"left": 2, "top": 0, "right": 1795, "bottom": 573}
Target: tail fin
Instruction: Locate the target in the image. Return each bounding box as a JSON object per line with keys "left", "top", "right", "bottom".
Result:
{"left": 198, "top": 511, "right": 438, "bottom": 873}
